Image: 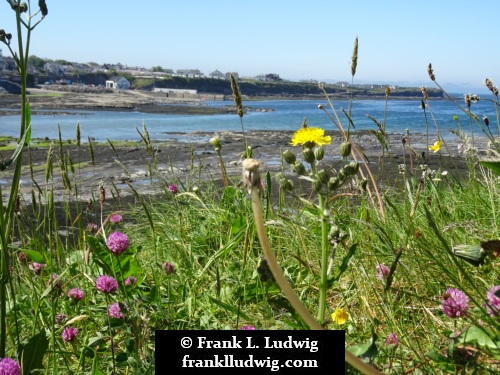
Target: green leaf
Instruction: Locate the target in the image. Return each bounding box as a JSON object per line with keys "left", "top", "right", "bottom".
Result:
{"left": 333, "top": 243, "right": 357, "bottom": 281}
{"left": 208, "top": 296, "right": 252, "bottom": 322}
{"left": 455, "top": 325, "right": 498, "bottom": 349}
{"left": 426, "top": 351, "right": 456, "bottom": 372}
{"left": 91, "top": 352, "right": 105, "bottom": 375}
{"left": 21, "top": 249, "right": 44, "bottom": 263}
{"left": 479, "top": 159, "right": 500, "bottom": 175}
{"left": 19, "top": 330, "right": 49, "bottom": 375}
{"left": 0, "top": 123, "right": 31, "bottom": 171}
{"left": 347, "top": 329, "right": 378, "bottom": 358}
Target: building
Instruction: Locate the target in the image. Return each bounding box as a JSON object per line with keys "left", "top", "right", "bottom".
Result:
{"left": 105, "top": 76, "right": 131, "bottom": 90}
{"left": 209, "top": 70, "right": 225, "bottom": 79}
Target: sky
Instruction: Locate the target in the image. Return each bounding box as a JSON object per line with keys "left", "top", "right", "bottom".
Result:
{"left": 0, "top": 1, "right": 499, "bottom": 93}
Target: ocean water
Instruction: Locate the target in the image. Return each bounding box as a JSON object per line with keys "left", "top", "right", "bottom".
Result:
{"left": 0, "top": 97, "right": 497, "bottom": 143}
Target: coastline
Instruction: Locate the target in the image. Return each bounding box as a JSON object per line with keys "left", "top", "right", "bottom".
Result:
{"left": 0, "top": 88, "right": 443, "bottom": 117}
{"left": 0, "top": 89, "right": 493, "bottom": 207}
{"left": 1, "top": 129, "right": 487, "bottom": 209}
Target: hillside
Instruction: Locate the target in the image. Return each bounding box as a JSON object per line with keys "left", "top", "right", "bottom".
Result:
{"left": 129, "top": 76, "right": 443, "bottom": 99}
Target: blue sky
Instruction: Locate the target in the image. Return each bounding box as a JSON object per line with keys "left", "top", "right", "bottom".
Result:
{"left": 1, "top": 1, "right": 499, "bottom": 93}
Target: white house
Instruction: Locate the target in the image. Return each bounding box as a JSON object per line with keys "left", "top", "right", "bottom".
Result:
{"left": 209, "top": 70, "right": 225, "bottom": 79}
{"left": 105, "top": 76, "right": 131, "bottom": 90}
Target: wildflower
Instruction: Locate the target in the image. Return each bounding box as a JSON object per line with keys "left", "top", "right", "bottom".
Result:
{"left": 95, "top": 276, "right": 118, "bottom": 294}
{"left": 106, "top": 231, "right": 130, "bottom": 255}
{"left": 87, "top": 223, "right": 98, "bottom": 233}
{"left": 168, "top": 184, "right": 178, "bottom": 195}
{"left": 376, "top": 264, "right": 390, "bottom": 281}
{"left": 428, "top": 140, "right": 442, "bottom": 153}
{"left": 109, "top": 213, "right": 122, "bottom": 223}
{"left": 0, "top": 357, "right": 21, "bottom": 375}
{"left": 240, "top": 325, "right": 257, "bottom": 330}
{"left": 331, "top": 307, "right": 349, "bottom": 325}
{"left": 62, "top": 326, "right": 78, "bottom": 342}
{"left": 55, "top": 314, "right": 67, "bottom": 324}
{"left": 209, "top": 136, "right": 221, "bottom": 151}
{"left": 162, "top": 261, "right": 175, "bottom": 275}
{"left": 485, "top": 285, "right": 500, "bottom": 317}
{"left": 67, "top": 288, "right": 84, "bottom": 303}
{"left": 108, "top": 302, "right": 129, "bottom": 320}
{"left": 441, "top": 288, "right": 469, "bottom": 318}
{"left": 125, "top": 276, "right": 137, "bottom": 286}
{"left": 29, "top": 262, "right": 45, "bottom": 275}
{"left": 291, "top": 127, "right": 332, "bottom": 148}
{"left": 441, "top": 170, "right": 448, "bottom": 176}
{"left": 385, "top": 333, "right": 399, "bottom": 349}
{"left": 398, "top": 164, "right": 406, "bottom": 174}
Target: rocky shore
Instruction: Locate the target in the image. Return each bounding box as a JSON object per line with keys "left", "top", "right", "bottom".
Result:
{"left": 1, "top": 129, "right": 486, "bottom": 210}
{"left": 0, "top": 90, "right": 492, "bottom": 211}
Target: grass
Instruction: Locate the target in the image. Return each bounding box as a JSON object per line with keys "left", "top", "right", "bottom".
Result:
{"left": 0, "top": 13, "right": 498, "bottom": 372}
{"left": 4, "top": 89, "right": 499, "bottom": 373}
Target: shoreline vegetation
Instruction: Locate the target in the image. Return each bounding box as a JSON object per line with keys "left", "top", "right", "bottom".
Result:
{"left": 0, "top": 9, "right": 498, "bottom": 372}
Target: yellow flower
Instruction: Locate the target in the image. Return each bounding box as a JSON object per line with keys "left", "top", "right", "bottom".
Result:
{"left": 331, "top": 307, "right": 349, "bottom": 325}
{"left": 291, "top": 127, "right": 331, "bottom": 148}
{"left": 428, "top": 140, "right": 443, "bottom": 153}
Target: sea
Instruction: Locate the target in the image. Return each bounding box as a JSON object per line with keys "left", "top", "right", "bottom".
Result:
{"left": 0, "top": 97, "right": 498, "bottom": 143}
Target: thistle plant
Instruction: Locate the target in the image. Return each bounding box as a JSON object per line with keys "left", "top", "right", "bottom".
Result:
{"left": 281, "top": 124, "right": 360, "bottom": 324}
{"left": 242, "top": 159, "right": 382, "bottom": 375}
{"left": 0, "top": 0, "right": 48, "bottom": 358}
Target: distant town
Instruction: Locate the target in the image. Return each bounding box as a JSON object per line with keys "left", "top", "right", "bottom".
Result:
{"left": 0, "top": 49, "right": 442, "bottom": 98}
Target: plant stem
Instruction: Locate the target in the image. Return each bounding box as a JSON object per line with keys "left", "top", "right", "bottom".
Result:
{"left": 244, "top": 159, "right": 383, "bottom": 375}
{"left": 317, "top": 194, "right": 329, "bottom": 324}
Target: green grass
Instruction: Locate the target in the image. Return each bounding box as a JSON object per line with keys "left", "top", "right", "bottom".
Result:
{"left": 2, "top": 94, "right": 498, "bottom": 373}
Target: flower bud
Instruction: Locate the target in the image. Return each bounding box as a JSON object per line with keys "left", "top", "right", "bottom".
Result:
{"left": 349, "top": 161, "right": 359, "bottom": 173}
{"left": 302, "top": 147, "right": 315, "bottom": 164}
{"left": 292, "top": 161, "right": 306, "bottom": 175}
{"left": 343, "top": 164, "right": 356, "bottom": 176}
{"left": 328, "top": 225, "right": 340, "bottom": 241}
{"left": 338, "top": 168, "right": 346, "bottom": 181}
{"left": 317, "top": 169, "right": 330, "bottom": 184}
{"left": 339, "top": 141, "right": 351, "bottom": 157}
{"left": 282, "top": 150, "right": 296, "bottom": 165}
{"left": 328, "top": 177, "right": 340, "bottom": 191}
{"left": 314, "top": 146, "right": 325, "bottom": 161}
{"left": 284, "top": 179, "right": 294, "bottom": 191}
{"left": 209, "top": 136, "right": 221, "bottom": 151}
{"left": 312, "top": 179, "right": 323, "bottom": 192}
